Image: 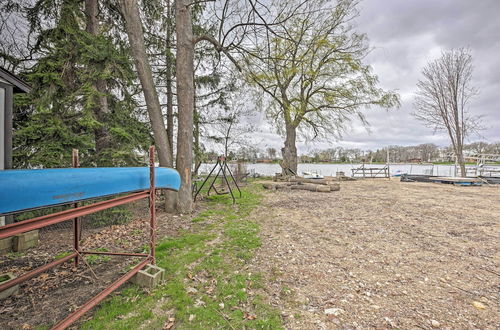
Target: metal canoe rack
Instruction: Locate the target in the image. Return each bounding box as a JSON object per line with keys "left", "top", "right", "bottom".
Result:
{"left": 193, "top": 156, "right": 241, "bottom": 204}
{"left": 0, "top": 146, "right": 165, "bottom": 329}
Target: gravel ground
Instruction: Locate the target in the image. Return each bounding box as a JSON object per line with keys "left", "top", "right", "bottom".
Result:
{"left": 250, "top": 179, "right": 499, "bottom": 329}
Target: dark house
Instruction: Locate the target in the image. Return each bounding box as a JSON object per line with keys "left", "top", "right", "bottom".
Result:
{"left": 0, "top": 67, "right": 31, "bottom": 170}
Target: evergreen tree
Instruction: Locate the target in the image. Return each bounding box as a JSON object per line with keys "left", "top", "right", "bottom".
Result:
{"left": 11, "top": 0, "right": 150, "bottom": 168}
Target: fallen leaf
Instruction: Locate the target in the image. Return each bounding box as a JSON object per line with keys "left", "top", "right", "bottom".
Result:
{"left": 163, "top": 317, "right": 175, "bottom": 330}
{"left": 39, "top": 273, "right": 50, "bottom": 281}
{"left": 244, "top": 312, "right": 257, "bottom": 320}
{"left": 472, "top": 301, "right": 487, "bottom": 310}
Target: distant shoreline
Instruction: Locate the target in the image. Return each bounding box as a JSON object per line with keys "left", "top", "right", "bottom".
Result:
{"left": 207, "top": 161, "right": 498, "bottom": 166}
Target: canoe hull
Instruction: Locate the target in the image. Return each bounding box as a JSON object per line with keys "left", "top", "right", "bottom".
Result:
{"left": 0, "top": 167, "right": 180, "bottom": 215}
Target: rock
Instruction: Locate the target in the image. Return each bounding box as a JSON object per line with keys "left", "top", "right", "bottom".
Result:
{"left": 430, "top": 319, "right": 440, "bottom": 328}
{"left": 324, "top": 308, "right": 344, "bottom": 316}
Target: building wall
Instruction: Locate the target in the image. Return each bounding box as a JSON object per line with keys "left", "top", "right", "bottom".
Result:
{"left": 0, "top": 85, "right": 5, "bottom": 170}
{"left": 0, "top": 86, "right": 4, "bottom": 225}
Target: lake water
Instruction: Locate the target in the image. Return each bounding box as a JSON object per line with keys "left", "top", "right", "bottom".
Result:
{"left": 199, "top": 163, "right": 465, "bottom": 177}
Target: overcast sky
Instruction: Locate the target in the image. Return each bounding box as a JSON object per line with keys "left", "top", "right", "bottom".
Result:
{"left": 250, "top": 0, "right": 500, "bottom": 154}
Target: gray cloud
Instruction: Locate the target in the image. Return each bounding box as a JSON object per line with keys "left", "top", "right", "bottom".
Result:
{"left": 248, "top": 0, "right": 500, "bottom": 154}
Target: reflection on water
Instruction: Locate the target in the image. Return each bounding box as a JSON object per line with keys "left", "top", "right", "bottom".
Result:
{"left": 199, "top": 163, "right": 463, "bottom": 177}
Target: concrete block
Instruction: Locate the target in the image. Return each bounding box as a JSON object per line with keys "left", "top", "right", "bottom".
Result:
{"left": 130, "top": 264, "right": 165, "bottom": 289}
{"left": 13, "top": 230, "right": 39, "bottom": 252}
{"left": 0, "top": 272, "right": 19, "bottom": 300}
{"left": 0, "top": 237, "right": 13, "bottom": 255}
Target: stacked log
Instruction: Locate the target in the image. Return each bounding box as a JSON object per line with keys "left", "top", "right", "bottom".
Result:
{"left": 290, "top": 177, "right": 329, "bottom": 185}
{"left": 262, "top": 183, "right": 277, "bottom": 190}
{"left": 262, "top": 177, "right": 341, "bottom": 193}
{"left": 291, "top": 183, "right": 331, "bottom": 192}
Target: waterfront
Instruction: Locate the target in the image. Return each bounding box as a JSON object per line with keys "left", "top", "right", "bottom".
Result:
{"left": 199, "top": 163, "right": 494, "bottom": 177}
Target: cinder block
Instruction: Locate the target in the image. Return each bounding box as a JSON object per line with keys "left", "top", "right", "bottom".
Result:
{"left": 0, "top": 237, "right": 13, "bottom": 255}
{"left": 13, "top": 230, "right": 39, "bottom": 252}
{"left": 130, "top": 264, "right": 165, "bottom": 289}
{"left": 0, "top": 273, "right": 19, "bottom": 300}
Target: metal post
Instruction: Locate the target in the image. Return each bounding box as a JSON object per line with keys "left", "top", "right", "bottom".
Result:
{"left": 193, "top": 158, "right": 219, "bottom": 201}
{"left": 386, "top": 147, "right": 390, "bottom": 180}
{"left": 72, "top": 149, "right": 80, "bottom": 268}
{"left": 207, "top": 158, "right": 223, "bottom": 196}
{"left": 224, "top": 162, "right": 242, "bottom": 198}
{"left": 149, "top": 146, "right": 156, "bottom": 265}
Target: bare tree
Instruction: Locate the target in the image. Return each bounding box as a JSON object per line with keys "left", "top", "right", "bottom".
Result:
{"left": 205, "top": 95, "right": 256, "bottom": 158}
{"left": 413, "top": 48, "right": 481, "bottom": 176}
{"left": 416, "top": 143, "right": 439, "bottom": 162}
{"left": 266, "top": 147, "right": 277, "bottom": 160}
{"left": 119, "top": 0, "right": 173, "bottom": 168}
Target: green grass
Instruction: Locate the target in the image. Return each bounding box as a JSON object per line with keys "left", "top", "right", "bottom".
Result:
{"left": 85, "top": 248, "right": 111, "bottom": 265}
{"left": 81, "top": 183, "right": 282, "bottom": 329}
{"left": 54, "top": 251, "right": 72, "bottom": 259}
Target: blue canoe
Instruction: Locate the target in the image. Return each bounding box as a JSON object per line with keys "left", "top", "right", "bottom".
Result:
{"left": 0, "top": 167, "right": 181, "bottom": 215}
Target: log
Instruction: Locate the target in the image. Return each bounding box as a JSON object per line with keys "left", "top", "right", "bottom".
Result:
{"left": 262, "top": 183, "right": 277, "bottom": 190}
{"left": 290, "top": 183, "right": 331, "bottom": 192}
{"left": 328, "top": 183, "right": 340, "bottom": 191}
{"left": 290, "top": 177, "right": 329, "bottom": 185}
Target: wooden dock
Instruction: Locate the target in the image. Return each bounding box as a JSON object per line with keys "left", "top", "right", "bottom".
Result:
{"left": 351, "top": 164, "right": 389, "bottom": 178}
{"left": 429, "top": 177, "right": 482, "bottom": 186}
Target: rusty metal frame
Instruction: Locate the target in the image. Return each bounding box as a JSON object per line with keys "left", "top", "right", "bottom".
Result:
{"left": 0, "top": 146, "right": 160, "bottom": 329}
{"left": 0, "top": 191, "right": 149, "bottom": 240}
{"left": 0, "top": 252, "right": 78, "bottom": 292}
{"left": 51, "top": 258, "right": 150, "bottom": 330}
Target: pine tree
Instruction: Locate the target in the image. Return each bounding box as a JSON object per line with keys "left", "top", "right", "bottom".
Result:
{"left": 12, "top": 0, "right": 150, "bottom": 168}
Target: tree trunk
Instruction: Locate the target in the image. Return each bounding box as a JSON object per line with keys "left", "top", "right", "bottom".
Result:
{"left": 119, "top": 0, "right": 172, "bottom": 167}
{"left": 165, "top": 0, "right": 174, "bottom": 161}
{"left": 193, "top": 69, "right": 201, "bottom": 177}
{"left": 163, "top": 0, "right": 177, "bottom": 213}
{"left": 175, "top": 0, "right": 195, "bottom": 213}
{"left": 281, "top": 121, "right": 298, "bottom": 175}
{"left": 193, "top": 102, "right": 201, "bottom": 176}
{"left": 85, "top": 0, "right": 111, "bottom": 165}
{"left": 456, "top": 145, "right": 467, "bottom": 177}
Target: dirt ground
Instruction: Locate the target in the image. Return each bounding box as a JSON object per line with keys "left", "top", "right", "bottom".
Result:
{"left": 250, "top": 179, "right": 499, "bottom": 329}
